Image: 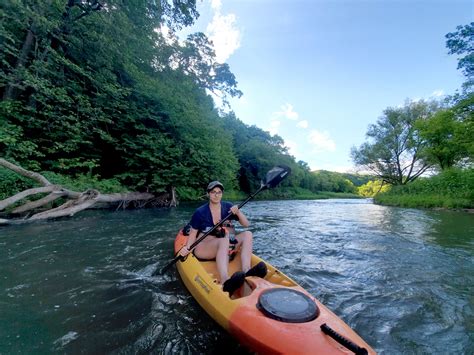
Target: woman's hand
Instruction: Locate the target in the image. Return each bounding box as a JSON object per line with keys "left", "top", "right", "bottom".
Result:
{"left": 178, "top": 245, "right": 191, "bottom": 257}
{"left": 230, "top": 205, "right": 249, "bottom": 227}
{"left": 230, "top": 205, "right": 241, "bottom": 216}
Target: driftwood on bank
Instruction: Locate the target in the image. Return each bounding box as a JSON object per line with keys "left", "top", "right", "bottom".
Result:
{"left": 0, "top": 158, "right": 176, "bottom": 225}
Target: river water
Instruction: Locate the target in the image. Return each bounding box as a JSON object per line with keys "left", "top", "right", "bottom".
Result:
{"left": 1, "top": 199, "right": 473, "bottom": 354}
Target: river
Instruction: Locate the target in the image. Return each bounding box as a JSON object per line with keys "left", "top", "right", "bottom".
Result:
{"left": 1, "top": 199, "right": 473, "bottom": 354}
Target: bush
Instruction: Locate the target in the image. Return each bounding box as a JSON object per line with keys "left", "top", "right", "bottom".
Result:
{"left": 374, "top": 168, "right": 474, "bottom": 208}
{"left": 42, "top": 172, "right": 128, "bottom": 193}
{"left": 0, "top": 169, "right": 35, "bottom": 200}
{"left": 0, "top": 168, "right": 128, "bottom": 201}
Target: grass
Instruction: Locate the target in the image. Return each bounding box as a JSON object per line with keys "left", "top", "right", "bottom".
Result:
{"left": 374, "top": 168, "right": 474, "bottom": 209}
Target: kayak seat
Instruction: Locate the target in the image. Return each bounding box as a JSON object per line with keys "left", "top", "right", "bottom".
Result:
{"left": 192, "top": 249, "right": 216, "bottom": 262}
{"left": 191, "top": 249, "right": 239, "bottom": 262}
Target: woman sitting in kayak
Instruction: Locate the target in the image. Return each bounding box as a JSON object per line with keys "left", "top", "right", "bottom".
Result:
{"left": 178, "top": 181, "right": 266, "bottom": 294}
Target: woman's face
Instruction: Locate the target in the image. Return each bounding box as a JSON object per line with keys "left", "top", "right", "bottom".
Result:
{"left": 208, "top": 187, "right": 223, "bottom": 203}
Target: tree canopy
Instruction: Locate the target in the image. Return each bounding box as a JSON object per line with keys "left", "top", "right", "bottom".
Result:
{"left": 351, "top": 100, "right": 438, "bottom": 185}
{"left": 0, "top": 1, "right": 355, "bottom": 200}
{"left": 446, "top": 22, "right": 473, "bottom": 92}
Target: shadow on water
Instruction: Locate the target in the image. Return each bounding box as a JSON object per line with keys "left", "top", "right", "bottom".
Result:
{"left": 1, "top": 200, "right": 473, "bottom": 354}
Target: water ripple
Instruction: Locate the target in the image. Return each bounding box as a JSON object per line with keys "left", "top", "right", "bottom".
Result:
{"left": 0, "top": 202, "right": 473, "bottom": 354}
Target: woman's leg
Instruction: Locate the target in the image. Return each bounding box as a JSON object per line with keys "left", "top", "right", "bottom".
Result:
{"left": 235, "top": 231, "right": 253, "bottom": 272}
{"left": 194, "top": 236, "right": 230, "bottom": 283}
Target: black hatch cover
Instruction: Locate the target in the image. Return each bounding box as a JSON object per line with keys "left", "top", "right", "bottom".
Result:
{"left": 257, "top": 288, "right": 319, "bottom": 323}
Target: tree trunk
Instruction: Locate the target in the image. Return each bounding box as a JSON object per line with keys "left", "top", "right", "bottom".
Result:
{"left": 0, "top": 159, "right": 170, "bottom": 225}
{"left": 3, "top": 27, "right": 35, "bottom": 101}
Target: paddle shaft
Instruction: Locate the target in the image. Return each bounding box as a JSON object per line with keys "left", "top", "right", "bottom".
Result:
{"left": 158, "top": 184, "right": 267, "bottom": 275}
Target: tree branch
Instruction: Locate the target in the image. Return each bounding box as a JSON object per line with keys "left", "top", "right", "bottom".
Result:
{"left": 0, "top": 185, "right": 59, "bottom": 211}
{"left": 0, "top": 158, "right": 51, "bottom": 185}
{"left": 0, "top": 158, "right": 165, "bottom": 224}
{"left": 12, "top": 192, "right": 65, "bottom": 214}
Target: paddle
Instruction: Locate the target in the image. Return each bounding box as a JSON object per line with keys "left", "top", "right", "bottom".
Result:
{"left": 154, "top": 165, "right": 291, "bottom": 276}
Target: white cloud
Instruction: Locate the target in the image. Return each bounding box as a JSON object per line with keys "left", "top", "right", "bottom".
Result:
{"left": 284, "top": 139, "right": 299, "bottom": 157}
{"left": 273, "top": 103, "right": 299, "bottom": 120}
{"left": 269, "top": 120, "right": 281, "bottom": 136}
{"left": 321, "top": 164, "right": 355, "bottom": 173}
{"left": 308, "top": 130, "right": 336, "bottom": 152}
{"left": 297, "top": 120, "right": 308, "bottom": 129}
{"left": 431, "top": 90, "right": 444, "bottom": 97}
{"left": 156, "top": 25, "right": 176, "bottom": 45}
{"left": 206, "top": 8, "right": 241, "bottom": 63}
{"left": 210, "top": 0, "right": 222, "bottom": 10}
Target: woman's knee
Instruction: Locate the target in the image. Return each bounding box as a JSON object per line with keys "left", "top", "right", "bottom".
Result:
{"left": 238, "top": 231, "right": 252, "bottom": 246}
{"left": 218, "top": 236, "right": 230, "bottom": 250}
{"left": 242, "top": 231, "right": 253, "bottom": 240}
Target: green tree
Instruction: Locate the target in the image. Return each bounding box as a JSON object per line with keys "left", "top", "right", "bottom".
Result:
{"left": 445, "top": 22, "right": 474, "bottom": 165}
{"left": 351, "top": 100, "right": 439, "bottom": 185}
{"left": 0, "top": 1, "right": 242, "bottom": 194}
{"left": 446, "top": 22, "right": 473, "bottom": 92}
{"left": 415, "top": 108, "right": 468, "bottom": 170}
{"left": 357, "top": 180, "right": 389, "bottom": 197}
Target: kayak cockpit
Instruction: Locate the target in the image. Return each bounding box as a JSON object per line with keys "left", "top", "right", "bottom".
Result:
{"left": 199, "top": 252, "right": 298, "bottom": 299}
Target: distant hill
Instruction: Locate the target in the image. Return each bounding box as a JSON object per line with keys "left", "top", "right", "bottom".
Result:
{"left": 312, "top": 170, "right": 373, "bottom": 187}
{"left": 341, "top": 173, "right": 373, "bottom": 187}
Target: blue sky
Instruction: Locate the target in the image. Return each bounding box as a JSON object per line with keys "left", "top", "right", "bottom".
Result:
{"left": 179, "top": 0, "right": 472, "bottom": 172}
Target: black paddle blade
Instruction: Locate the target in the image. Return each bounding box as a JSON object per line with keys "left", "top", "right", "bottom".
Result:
{"left": 265, "top": 165, "right": 291, "bottom": 188}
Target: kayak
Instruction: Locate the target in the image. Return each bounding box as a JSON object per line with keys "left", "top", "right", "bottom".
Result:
{"left": 174, "top": 230, "right": 376, "bottom": 354}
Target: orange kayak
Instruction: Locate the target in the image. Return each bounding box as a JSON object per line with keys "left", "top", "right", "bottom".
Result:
{"left": 174, "top": 231, "right": 376, "bottom": 354}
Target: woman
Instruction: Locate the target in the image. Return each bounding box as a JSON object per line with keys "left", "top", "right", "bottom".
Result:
{"left": 178, "top": 181, "right": 266, "bottom": 294}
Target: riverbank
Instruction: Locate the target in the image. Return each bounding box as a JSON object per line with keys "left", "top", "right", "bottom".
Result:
{"left": 374, "top": 168, "right": 474, "bottom": 209}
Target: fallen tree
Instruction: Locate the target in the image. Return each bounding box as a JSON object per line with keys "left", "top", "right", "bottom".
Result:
{"left": 0, "top": 158, "right": 176, "bottom": 225}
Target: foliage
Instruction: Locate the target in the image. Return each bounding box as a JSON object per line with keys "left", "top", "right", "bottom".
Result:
{"left": 0, "top": 168, "right": 34, "bottom": 200}
{"left": 415, "top": 108, "right": 469, "bottom": 170}
{"left": 351, "top": 100, "right": 441, "bottom": 185}
{"left": 0, "top": 165, "right": 127, "bottom": 202}
{"left": 342, "top": 173, "right": 373, "bottom": 187}
{"left": 446, "top": 22, "right": 473, "bottom": 92}
{"left": 42, "top": 172, "right": 127, "bottom": 194}
{"left": 444, "top": 22, "right": 474, "bottom": 167}
{"left": 0, "top": 1, "right": 240, "bottom": 195}
{"left": 374, "top": 168, "right": 474, "bottom": 208}
{"left": 357, "top": 180, "right": 390, "bottom": 197}
{"left": 310, "top": 170, "right": 356, "bottom": 193}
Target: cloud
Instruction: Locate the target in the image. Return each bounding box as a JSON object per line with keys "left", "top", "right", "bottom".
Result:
{"left": 273, "top": 103, "right": 299, "bottom": 120}
{"left": 210, "top": 0, "right": 222, "bottom": 10}
{"left": 297, "top": 120, "right": 308, "bottom": 129}
{"left": 431, "top": 90, "right": 444, "bottom": 97}
{"left": 317, "top": 163, "right": 355, "bottom": 173}
{"left": 284, "top": 139, "right": 299, "bottom": 157}
{"left": 269, "top": 120, "right": 281, "bottom": 136}
{"left": 308, "top": 130, "right": 336, "bottom": 152}
{"left": 206, "top": 6, "right": 241, "bottom": 63}
{"left": 157, "top": 25, "right": 176, "bottom": 46}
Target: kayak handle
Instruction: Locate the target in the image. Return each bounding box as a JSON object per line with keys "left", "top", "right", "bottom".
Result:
{"left": 321, "top": 323, "right": 368, "bottom": 355}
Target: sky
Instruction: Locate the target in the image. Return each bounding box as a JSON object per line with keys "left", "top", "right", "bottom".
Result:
{"left": 179, "top": 0, "right": 472, "bottom": 172}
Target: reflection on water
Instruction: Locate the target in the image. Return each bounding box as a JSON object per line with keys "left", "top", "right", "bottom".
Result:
{"left": 0, "top": 200, "right": 473, "bottom": 354}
